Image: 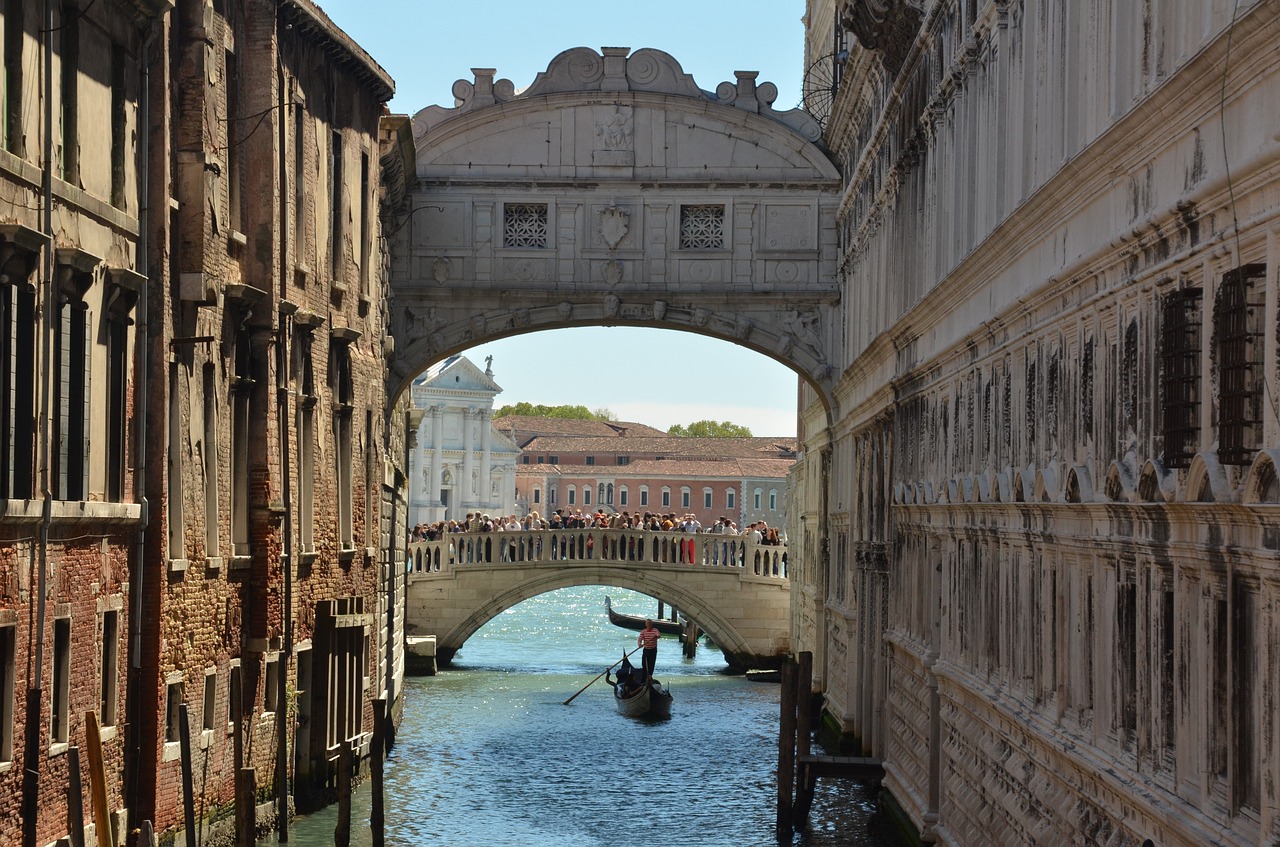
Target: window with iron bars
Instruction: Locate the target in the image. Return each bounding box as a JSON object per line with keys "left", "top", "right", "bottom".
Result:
{"left": 1161, "top": 287, "right": 1201, "bottom": 469}
{"left": 1215, "top": 265, "right": 1265, "bottom": 466}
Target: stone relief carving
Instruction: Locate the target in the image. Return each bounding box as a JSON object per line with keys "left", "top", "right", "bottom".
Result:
{"left": 596, "top": 106, "right": 633, "bottom": 151}
{"left": 513, "top": 308, "right": 531, "bottom": 327}
{"left": 404, "top": 306, "right": 447, "bottom": 339}
{"left": 432, "top": 256, "right": 451, "bottom": 284}
{"left": 599, "top": 205, "right": 630, "bottom": 249}
{"left": 557, "top": 301, "right": 573, "bottom": 321}
{"left": 602, "top": 259, "right": 623, "bottom": 286}
{"left": 603, "top": 293, "right": 620, "bottom": 318}
{"left": 781, "top": 309, "right": 823, "bottom": 356}
{"left": 692, "top": 308, "right": 710, "bottom": 327}
{"left": 652, "top": 300, "right": 667, "bottom": 320}
{"left": 840, "top": 0, "right": 923, "bottom": 75}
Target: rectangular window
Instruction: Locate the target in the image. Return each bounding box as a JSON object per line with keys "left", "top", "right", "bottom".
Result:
{"left": 522, "top": 455, "right": 529, "bottom": 464}
{"left": 202, "top": 365, "right": 219, "bottom": 559}
{"left": 228, "top": 661, "right": 241, "bottom": 727}
{"left": 164, "top": 680, "right": 183, "bottom": 743}
{"left": 584, "top": 456, "right": 595, "bottom": 466}
{"left": 680, "top": 489, "right": 690, "bottom": 508}
{"left": 754, "top": 490, "right": 762, "bottom": 509}
{"left": 1, "top": 280, "right": 36, "bottom": 498}
{"left": 619, "top": 487, "right": 628, "bottom": 506}
{"left": 100, "top": 609, "right": 119, "bottom": 726}
{"left": 231, "top": 327, "right": 251, "bottom": 557}
{"left": 616, "top": 456, "right": 629, "bottom": 466}
{"left": 202, "top": 671, "right": 217, "bottom": 732}
{"left": 583, "top": 486, "right": 591, "bottom": 505}
{"left": 365, "top": 409, "right": 375, "bottom": 549}
{"left": 105, "top": 315, "right": 128, "bottom": 502}
{"left": 58, "top": 1, "right": 78, "bottom": 184}
{"left": 293, "top": 101, "right": 306, "bottom": 263}
{"left": 769, "top": 490, "right": 777, "bottom": 511}
{"left": 704, "top": 491, "right": 712, "bottom": 509}
{"left": 110, "top": 43, "right": 125, "bottom": 207}
{"left": 53, "top": 298, "right": 90, "bottom": 501}
{"left": 298, "top": 335, "right": 315, "bottom": 553}
{"left": 225, "top": 48, "right": 242, "bottom": 232}
{"left": 359, "top": 151, "right": 370, "bottom": 295}
{"left": 1216, "top": 265, "right": 1265, "bottom": 465}
{"left": 532, "top": 487, "right": 540, "bottom": 504}
{"left": 0, "top": 624, "right": 14, "bottom": 762}
{"left": 640, "top": 488, "right": 648, "bottom": 507}
{"left": 168, "top": 363, "right": 184, "bottom": 560}
{"left": 726, "top": 490, "right": 735, "bottom": 509}
{"left": 548, "top": 455, "right": 558, "bottom": 465}
{"left": 330, "top": 129, "right": 343, "bottom": 280}
{"left": 1161, "top": 287, "right": 1201, "bottom": 468}
{"left": 51, "top": 618, "right": 70, "bottom": 743}
{"left": 503, "top": 203, "right": 549, "bottom": 248}
{"left": 1233, "top": 579, "right": 1260, "bottom": 811}
{"left": 549, "top": 487, "right": 556, "bottom": 504}
{"left": 661, "top": 489, "right": 670, "bottom": 508}
{"left": 567, "top": 488, "right": 575, "bottom": 505}
{"left": 679, "top": 204, "right": 724, "bottom": 249}
{"left": 264, "top": 654, "right": 279, "bottom": 714}
{"left": 4, "top": 0, "right": 24, "bottom": 155}
{"left": 332, "top": 341, "right": 354, "bottom": 550}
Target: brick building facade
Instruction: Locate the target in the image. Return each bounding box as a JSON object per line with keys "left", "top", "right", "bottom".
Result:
{"left": 0, "top": 1, "right": 409, "bottom": 845}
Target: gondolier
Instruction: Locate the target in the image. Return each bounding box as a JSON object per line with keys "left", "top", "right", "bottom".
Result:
{"left": 637, "top": 619, "right": 660, "bottom": 679}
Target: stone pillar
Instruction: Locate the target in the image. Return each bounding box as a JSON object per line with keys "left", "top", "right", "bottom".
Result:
{"left": 430, "top": 405, "right": 444, "bottom": 507}
{"left": 480, "top": 409, "right": 493, "bottom": 508}
{"left": 461, "top": 408, "right": 476, "bottom": 507}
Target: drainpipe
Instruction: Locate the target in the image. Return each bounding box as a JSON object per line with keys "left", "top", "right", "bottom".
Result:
{"left": 274, "top": 51, "right": 293, "bottom": 841}
{"left": 22, "top": 1, "right": 56, "bottom": 845}
{"left": 125, "top": 17, "right": 159, "bottom": 843}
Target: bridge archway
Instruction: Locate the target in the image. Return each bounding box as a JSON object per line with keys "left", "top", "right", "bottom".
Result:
{"left": 386, "top": 46, "right": 842, "bottom": 415}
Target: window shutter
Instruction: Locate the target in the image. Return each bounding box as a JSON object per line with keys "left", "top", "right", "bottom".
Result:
{"left": 81, "top": 308, "right": 92, "bottom": 497}
{"left": 57, "top": 302, "right": 71, "bottom": 498}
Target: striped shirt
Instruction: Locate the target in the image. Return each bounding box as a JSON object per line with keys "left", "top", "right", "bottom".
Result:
{"left": 638, "top": 627, "right": 660, "bottom": 649}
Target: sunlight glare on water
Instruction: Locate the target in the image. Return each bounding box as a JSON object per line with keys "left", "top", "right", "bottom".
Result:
{"left": 264, "top": 586, "right": 899, "bottom": 847}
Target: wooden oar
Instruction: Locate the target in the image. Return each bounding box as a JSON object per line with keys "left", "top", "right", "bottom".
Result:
{"left": 563, "top": 646, "right": 642, "bottom": 705}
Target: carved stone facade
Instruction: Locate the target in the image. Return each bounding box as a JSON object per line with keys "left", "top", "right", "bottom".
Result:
{"left": 790, "top": 1, "right": 1280, "bottom": 845}
{"left": 388, "top": 47, "right": 842, "bottom": 406}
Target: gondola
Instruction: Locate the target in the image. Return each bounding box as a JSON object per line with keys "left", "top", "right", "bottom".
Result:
{"left": 604, "top": 595, "right": 683, "bottom": 636}
{"left": 607, "top": 656, "right": 673, "bottom": 719}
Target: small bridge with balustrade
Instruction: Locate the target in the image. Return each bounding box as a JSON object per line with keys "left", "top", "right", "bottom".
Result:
{"left": 405, "top": 529, "right": 790, "bottom": 670}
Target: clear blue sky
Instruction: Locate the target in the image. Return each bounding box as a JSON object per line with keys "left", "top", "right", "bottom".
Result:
{"left": 317, "top": 0, "right": 808, "bottom": 436}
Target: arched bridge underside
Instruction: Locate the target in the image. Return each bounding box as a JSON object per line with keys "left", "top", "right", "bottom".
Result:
{"left": 386, "top": 47, "right": 842, "bottom": 409}
{"left": 405, "top": 530, "right": 791, "bottom": 670}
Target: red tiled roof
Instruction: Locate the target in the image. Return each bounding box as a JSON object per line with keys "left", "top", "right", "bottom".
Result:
{"left": 518, "top": 435, "right": 798, "bottom": 458}
{"left": 493, "top": 416, "right": 670, "bottom": 441}
{"left": 525, "top": 457, "right": 794, "bottom": 480}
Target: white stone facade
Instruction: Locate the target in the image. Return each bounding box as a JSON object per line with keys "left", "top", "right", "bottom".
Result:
{"left": 788, "top": 1, "right": 1280, "bottom": 845}
{"left": 408, "top": 355, "right": 519, "bottom": 524}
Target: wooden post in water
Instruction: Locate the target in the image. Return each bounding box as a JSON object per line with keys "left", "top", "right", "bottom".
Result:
{"left": 85, "top": 711, "right": 113, "bottom": 847}
{"left": 776, "top": 661, "right": 797, "bottom": 841}
{"left": 66, "top": 746, "right": 85, "bottom": 847}
{"left": 139, "top": 820, "right": 157, "bottom": 847}
{"left": 371, "top": 699, "right": 386, "bottom": 847}
{"left": 335, "top": 740, "right": 352, "bottom": 847}
{"left": 238, "top": 768, "right": 256, "bottom": 847}
{"left": 792, "top": 651, "right": 815, "bottom": 826}
{"left": 178, "top": 704, "right": 197, "bottom": 847}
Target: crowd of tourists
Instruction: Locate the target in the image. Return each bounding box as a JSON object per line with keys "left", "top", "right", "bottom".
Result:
{"left": 409, "top": 509, "right": 784, "bottom": 545}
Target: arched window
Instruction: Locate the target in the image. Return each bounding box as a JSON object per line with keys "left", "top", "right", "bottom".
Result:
{"left": 661, "top": 487, "right": 671, "bottom": 507}
{"left": 639, "top": 486, "right": 649, "bottom": 506}
{"left": 567, "top": 487, "right": 575, "bottom": 505}
{"left": 753, "top": 488, "right": 762, "bottom": 509}
{"left": 769, "top": 489, "right": 777, "bottom": 510}
{"left": 680, "top": 487, "right": 691, "bottom": 508}
{"left": 532, "top": 487, "right": 541, "bottom": 504}
{"left": 703, "top": 487, "right": 713, "bottom": 509}
{"left": 583, "top": 485, "right": 591, "bottom": 505}
{"left": 725, "top": 488, "right": 735, "bottom": 510}
{"left": 619, "top": 486, "right": 629, "bottom": 506}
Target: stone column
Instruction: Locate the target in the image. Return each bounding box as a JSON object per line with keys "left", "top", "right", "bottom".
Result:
{"left": 480, "top": 409, "right": 493, "bottom": 508}
{"left": 430, "top": 405, "right": 444, "bottom": 508}
{"left": 461, "top": 408, "right": 476, "bottom": 507}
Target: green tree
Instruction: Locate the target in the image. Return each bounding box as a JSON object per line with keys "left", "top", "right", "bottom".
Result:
{"left": 667, "top": 420, "right": 753, "bottom": 438}
{"left": 493, "top": 402, "right": 605, "bottom": 420}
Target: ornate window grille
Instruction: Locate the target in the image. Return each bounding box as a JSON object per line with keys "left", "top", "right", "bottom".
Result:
{"left": 503, "top": 203, "right": 548, "bottom": 248}
{"left": 1161, "top": 287, "right": 1201, "bottom": 469}
{"left": 1216, "top": 265, "right": 1265, "bottom": 465}
{"left": 679, "top": 204, "right": 724, "bottom": 249}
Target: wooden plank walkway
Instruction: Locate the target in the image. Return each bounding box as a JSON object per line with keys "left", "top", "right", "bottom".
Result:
{"left": 797, "top": 754, "right": 885, "bottom": 782}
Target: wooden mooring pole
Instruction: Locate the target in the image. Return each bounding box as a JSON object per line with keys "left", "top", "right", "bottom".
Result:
{"left": 178, "top": 704, "right": 198, "bottom": 847}
{"left": 792, "top": 651, "right": 815, "bottom": 827}
{"left": 371, "top": 699, "right": 386, "bottom": 847}
{"left": 66, "top": 746, "right": 85, "bottom": 847}
{"left": 335, "top": 740, "right": 352, "bottom": 847}
{"left": 776, "top": 661, "right": 797, "bottom": 841}
{"left": 238, "top": 768, "right": 256, "bottom": 847}
{"left": 85, "top": 711, "right": 113, "bottom": 847}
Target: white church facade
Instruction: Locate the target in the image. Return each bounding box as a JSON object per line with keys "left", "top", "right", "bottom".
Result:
{"left": 407, "top": 355, "right": 520, "bottom": 525}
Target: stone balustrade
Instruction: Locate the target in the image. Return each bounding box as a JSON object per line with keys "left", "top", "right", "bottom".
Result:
{"left": 407, "top": 529, "right": 787, "bottom": 581}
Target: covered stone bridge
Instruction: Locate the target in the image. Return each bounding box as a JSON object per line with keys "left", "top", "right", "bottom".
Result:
{"left": 405, "top": 529, "right": 790, "bottom": 670}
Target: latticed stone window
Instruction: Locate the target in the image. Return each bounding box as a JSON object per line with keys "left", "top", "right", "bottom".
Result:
{"left": 1161, "top": 287, "right": 1201, "bottom": 469}
{"left": 1216, "top": 264, "right": 1265, "bottom": 465}
{"left": 679, "top": 204, "right": 724, "bottom": 249}
{"left": 503, "top": 203, "right": 549, "bottom": 248}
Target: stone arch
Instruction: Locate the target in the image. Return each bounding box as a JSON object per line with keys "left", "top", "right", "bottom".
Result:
{"left": 387, "top": 46, "right": 842, "bottom": 419}
{"left": 1243, "top": 449, "right": 1280, "bottom": 503}
{"left": 435, "top": 567, "right": 777, "bottom": 670}
{"left": 1137, "top": 460, "right": 1166, "bottom": 502}
{"left": 1064, "top": 466, "right": 1092, "bottom": 504}
{"left": 1184, "top": 453, "right": 1232, "bottom": 503}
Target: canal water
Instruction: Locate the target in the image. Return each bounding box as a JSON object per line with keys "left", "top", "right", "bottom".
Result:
{"left": 266, "top": 586, "right": 900, "bottom": 846}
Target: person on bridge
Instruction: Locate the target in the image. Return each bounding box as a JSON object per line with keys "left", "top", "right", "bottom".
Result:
{"left": 638, "top": 619, "right": 660, "bottom": 680}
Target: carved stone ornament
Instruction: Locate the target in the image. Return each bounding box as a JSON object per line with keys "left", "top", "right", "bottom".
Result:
{"left": 513, "top": 308, "right": 531, "bottom": 327}
{"left": 557, "top": 301, "right": 574, "bottom": 321}
{"left": 602, "top": 259, "right": 623, "bottom": 286}
{"left": 692, "top": 308, "right": 710, "bottom": 327}
{"left": 840, "top": 0, "right": 923, "bottom": 74}
{"left": 595, "top": 105, "right": 634, "bottom": 151}
{"left": 652, "top": 300, "right": 667, "bottom": 320}
{"left": 432, "top": 256, "right": 451, "bottom": 284}
{"left": 603, "top": 293, "right": 620, "bottom": 317}
{"left": 600, "top": 205, "right": 630, "bottom": 249}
